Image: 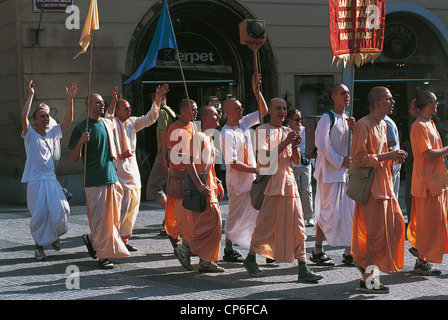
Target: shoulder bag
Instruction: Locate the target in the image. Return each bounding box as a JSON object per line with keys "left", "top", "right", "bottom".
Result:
{"left": 182, "top": 145, "right": 213, "bottom": 212}
{"left": 346, "top": 125, "right": 385, "bottom": 205}
{"left": 249, "top": 127, "right": 285, "bottom": 210}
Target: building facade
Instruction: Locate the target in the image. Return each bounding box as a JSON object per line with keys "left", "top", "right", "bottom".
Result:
{"left": 1, "top": 0, "right": 447, "bottom": 204}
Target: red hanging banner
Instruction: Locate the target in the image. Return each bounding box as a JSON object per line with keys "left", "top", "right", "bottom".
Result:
{"left": 329, "top": 0, "right": 386, "bottom": 68}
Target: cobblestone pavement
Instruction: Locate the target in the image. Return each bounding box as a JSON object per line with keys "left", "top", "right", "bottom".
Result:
{"left": 1, "top": 183, "right": 448, "bottom": 308}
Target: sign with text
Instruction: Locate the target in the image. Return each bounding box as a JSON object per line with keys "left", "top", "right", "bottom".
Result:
{"left": 33, "top": 0, "right": 73, "bottom": 13}
{"left": 329, "top": 0, "right": 386, "bottom": 67}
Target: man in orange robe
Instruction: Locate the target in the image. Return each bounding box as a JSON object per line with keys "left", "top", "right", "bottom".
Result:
{"left": 174, "top": 105, "right": 225, "bottom": 272}
{"left": 408, "top": 90, "right": 448, "bottom": 275}
{"left": 244, "top": 98, "right": 322, "bottom": 282}
{"left": 165, "top": 99, "right": 198, "bottom": 249}
{"left": 350, "top": 86, "right": 407, "bottom": 293}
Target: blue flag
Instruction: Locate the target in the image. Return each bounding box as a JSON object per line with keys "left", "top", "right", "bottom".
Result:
{"left": 125, "top": 0, "right": 178, "bottom": 84}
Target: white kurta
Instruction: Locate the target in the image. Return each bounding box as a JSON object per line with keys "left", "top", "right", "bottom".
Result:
{"left": 220, "top": 111, "right": 259, "bottom": 248}
{"left": 22, "top": 125, "right": 69, "bottom": 246}
{"left": 107, "top": 102, "right": 159, "bottom": 239}
{"left": 108, "top": 102, "right": 160, "bottom": 190}
{"left": 313, "top": 110, "right": 354, "bottom": 247}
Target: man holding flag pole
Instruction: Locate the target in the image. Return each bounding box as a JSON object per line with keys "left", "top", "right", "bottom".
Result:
{"left": 69, "top": 0, "right": 129, "bottom": 269}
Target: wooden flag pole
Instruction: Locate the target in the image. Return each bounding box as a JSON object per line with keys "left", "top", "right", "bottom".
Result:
{"left": 83, "top": 33, "right": 94, "bottom": 187}
{"left": 253, "top": 49, "right": 263, "bottom": 125}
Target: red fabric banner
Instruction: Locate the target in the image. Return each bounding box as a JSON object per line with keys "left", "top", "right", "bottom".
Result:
{"left": 329, "top": 0, "right": 386, "bottom": 67}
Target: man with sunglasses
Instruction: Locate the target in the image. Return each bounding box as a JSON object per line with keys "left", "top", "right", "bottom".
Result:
{"left": 106, "top": 84, "right": 168, "bottom": 252}
{"left": 350, "top": 86, "right": 407, "bottom": 293}
{"left": 311, "top": 83, "right": 355, "bottom": 267}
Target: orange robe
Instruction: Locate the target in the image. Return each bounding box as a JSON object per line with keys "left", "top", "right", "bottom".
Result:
{"left": 188, "top": 132, "right": 222, "bottom": 262}
{"left": 250, "top": 124, "right": 307, "bottom": 263}
{"left": 350, "top": 115, "right": 405, "bottom": 273}
{"left": 165, "top": 120, "right": 194, "bottom": 241}
{"left": 408, "top": 118, "right": 448, "bottom": 263}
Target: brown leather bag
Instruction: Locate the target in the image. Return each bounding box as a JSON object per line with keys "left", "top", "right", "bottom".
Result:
{"left": 166, "top": 168, "right": 185, "bottom": 199}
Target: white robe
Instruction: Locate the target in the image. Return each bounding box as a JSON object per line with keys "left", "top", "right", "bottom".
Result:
{"left": 220, "top": 112, "right": 259, "bottom": 248}
{"left": 313, "top": 111, "right": 354, "bottom": 247}
{"left": 22, "top": 125, "right": 69, "bottom": 246}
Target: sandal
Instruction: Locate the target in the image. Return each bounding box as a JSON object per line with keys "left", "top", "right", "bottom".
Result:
{"left": 310, "top": 251, "right": 335, "bottom": 266}
{"left": 358, "top": 280, "right": 389, "bottom": 294}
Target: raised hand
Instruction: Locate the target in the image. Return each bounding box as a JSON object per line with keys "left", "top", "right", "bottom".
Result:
{"left": 65, "top": 82, "right": 78, "bottom": 99}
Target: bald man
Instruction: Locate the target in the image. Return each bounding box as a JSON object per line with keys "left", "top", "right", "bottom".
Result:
{"left": 408, "top": 90, "right": 448, "bottom": 276}
{"left": 312, "top": 83, "right": 355, "bottom": 267}
{"left": 220, "top": 73, "right": 267, "bottom": 262}
{"left": 350, "top": 86, "right": 407, "bottom": 293}
{"left": 106, "top": 85, "right": 168, "bottom": 251}
{"left": 174, "top": 105, "right": 225, "bottom": 272}
{"left": 244, "top": 97, "right": 322, "bottom": 282}
{"left": 68, "top": 92, "right": 129, "bottom": 269}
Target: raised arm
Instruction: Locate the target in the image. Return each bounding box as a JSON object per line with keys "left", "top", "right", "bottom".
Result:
{"left": 107, "top": 86, "right": 119, "bottom": 118}
{"left": 21, "top": 80, "right": 35, "bottom": 135}
{"left": 252, "top": 73, "right": 268, "bottom": 118}
{"left": 60, "top": 82, "right": 77, "bottom": 132}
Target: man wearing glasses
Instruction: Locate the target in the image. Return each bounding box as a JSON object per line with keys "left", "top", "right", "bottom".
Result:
{"left": 311, "top": 83, "right": 356, "bottom": 267}
{"left": 106, "top": 84, "right": 168, "bottom": 252}
{"left": 350, "top": 86, "right": 407, "bottom": 293}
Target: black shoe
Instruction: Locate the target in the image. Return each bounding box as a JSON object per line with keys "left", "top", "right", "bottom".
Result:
{"left": 310, "top": 251, "right": 335, "bottom": 266}
{"left": 298, "top": 267, "right": 323, "bottom": 283}
{"left": 125, "top": 243, "right": 138, "bottom": 252}
{"left": 342, "top": 253, "right": 354, "bottom": 265}
{"left": 243, "top": 259, "right": 263, "bottom": 277}
{"left": 82, "top": 234, "right": 97, "bottom": 259}
{"left": 409, "top": 247, "right": 419, "bottom": 258}
{"left": 223, "top": 249, "right": 244, "bottom": 262}
{"left": 98, "top": 259, "right": 114, "bottom": 269}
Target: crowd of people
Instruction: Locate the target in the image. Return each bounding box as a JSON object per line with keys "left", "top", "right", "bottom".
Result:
{"left": 20, "top": 75, "right": 448, "bottom": 294}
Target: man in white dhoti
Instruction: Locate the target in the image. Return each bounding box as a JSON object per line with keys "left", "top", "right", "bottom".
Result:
{"left": 21, "top": 80, "right": 77, "bottom": 261}
{"left": 69, "top": 92, "right": 130, "bottom": 269}
{"left": 311, "top": 84, "right": 355, "bottom": 266}
{"left": 106, "top": 84, "right": 168, "bottom": 251}
{"left": 220, "top": 73, "right": 267, "bottom": 262}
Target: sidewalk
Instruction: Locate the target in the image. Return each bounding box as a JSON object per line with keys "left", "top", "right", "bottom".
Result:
{"left": 1, "top": 181, "right": 448, "bottom": 305}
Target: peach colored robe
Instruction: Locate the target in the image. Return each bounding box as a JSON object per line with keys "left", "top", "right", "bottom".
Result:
{"left": 350, "top": 115, "right": 405, "bottom": 273}
{"left": 165, "top": 120, "right": 194, "bottom": 241}
{"left": 408, "top": 118, "right": 448, "bottom": 263}
{"left": 188, "top": 132, "right": 222, "bottom": 262}
{"left": 85, "top": 182, "right": 130, "bottom": 260}
{"left": 250, "top": 124, "right": 307, "bottom": 263}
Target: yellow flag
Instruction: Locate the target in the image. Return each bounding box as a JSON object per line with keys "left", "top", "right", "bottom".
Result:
{"left": 73, "top": 0, "right": 99, "bottom": 59}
